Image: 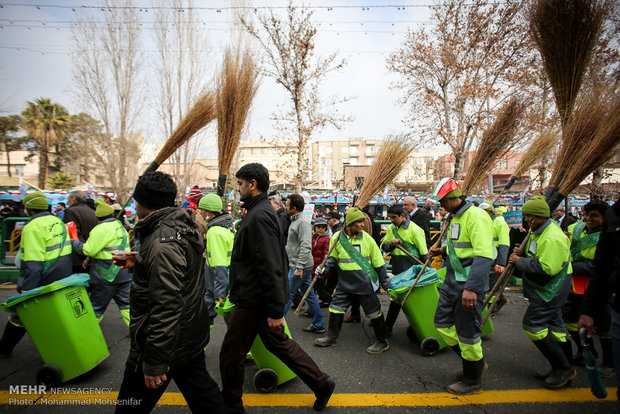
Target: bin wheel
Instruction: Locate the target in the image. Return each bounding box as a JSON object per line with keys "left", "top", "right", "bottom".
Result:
{"left": 37, "top": 364, "right": 62, "bottom": 387}
{"left": 254, "top": 368, "right": 278, "bottom": 393}
{"left": 406, "top": 326, "right": 419, "bottom": 342}
{"left": 420, "top": 337, "right": 440, "bottom": 357}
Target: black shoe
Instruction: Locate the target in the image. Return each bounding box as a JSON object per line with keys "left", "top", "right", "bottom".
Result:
{"left": 319, "top": 301, "right": 330, "bottom": 308}
{"left": 314, "top": 376, "right": 335, "bottom": 411}
{"left": 303, "top": 324, "right": 326, "bottom": 333}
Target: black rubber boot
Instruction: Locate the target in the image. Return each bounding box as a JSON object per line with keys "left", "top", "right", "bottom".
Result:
{"left": 315, "top": 313, "right": 344, "bottom": 347}
{"left": 367, "top": 316, "right": 390, "bottom": 354}
{"left": 532, "top": 336, "right": 576, "bottom": 389}
{"left": 599, "top": 337, "right": 616, "bottom": 378}
{"left": 0, "top": 322, "right": 27, "bottom": 358}
{"left": 451, "top": 345, "right": 488, "bottom": 380}
{"left": 535, "top": 339, "right": 572, "bottom": 380}
{"left": 447, "top": 359, "right": 484, "bottom": 395}
{"left": 384, "top": 301, "right": 401, "bottom": 336}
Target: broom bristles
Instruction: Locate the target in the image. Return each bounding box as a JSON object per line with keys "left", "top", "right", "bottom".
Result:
{"left": 549, "top": 91, "right": 606, "bottom": 189}
{"left": 217, "top": 47, "right": 259, "bottom": 174}
{"left": 514, "top": 129, "right": 558, "bottom": 178}
{"left": 154, "top": 91, "right": 216, "bottom": 165}
{"left": 558, "top": 95, "right": 620, "bottom": 195}
{"left": 462, "top": 97, "right": 525, "bottom": 194}
{"left": 355, "top": 134, "right": 415, "bottom": 208}
{"left": 530, "top": 0, "right": 605, "bottom": 121}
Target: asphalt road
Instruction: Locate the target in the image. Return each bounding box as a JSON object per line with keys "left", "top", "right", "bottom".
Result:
{"left": 0, "top": 284, "right": 617, "bottom": 413}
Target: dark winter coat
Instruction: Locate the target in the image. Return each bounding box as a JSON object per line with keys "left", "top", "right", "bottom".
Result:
{"left": 229, "top": 193, "right": 289, "bottom": 319}
{"left": 126, "top": 207, "right": 211, "bottom": 376}
{"left": 410, "top": 208, "right": 432, "bottom": 248}
{"left": 276, "top": 207, "right": 291, "bottom": 240}
{"left": 64, "top": 201, "right": 98, "bottom": 267}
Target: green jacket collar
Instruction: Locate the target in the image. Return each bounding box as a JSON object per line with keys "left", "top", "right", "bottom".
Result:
{"left": 532, "top": 218, "right": 552, "bottom": 235}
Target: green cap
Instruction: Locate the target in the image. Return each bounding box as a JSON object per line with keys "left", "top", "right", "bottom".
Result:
{"left": 198, "top": 193, "right": 222, "bottom": 213}
{"left": 23, "top": 191, "right": 48, "bottom": 211}
{"left": 444, "top": 188, "right": 462, "bottom": 199}
{"left": 95, "top": 198, "right": 114, "bottom": 218}
{"left": 522, "top": 196, "right": 550, "bottom": 217}
{"left": 346, "top": 207, "right": 365, "bottom": 226}
{"left": 479, "top": 200, "right": 494, "bottom": 212}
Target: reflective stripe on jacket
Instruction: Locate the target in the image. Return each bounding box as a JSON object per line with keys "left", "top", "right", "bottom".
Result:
{"left": 444, "top": 203, "right": 494, "bottom": 293}
{"left": 19, "top": 212, "right": 72, "bottom": 291}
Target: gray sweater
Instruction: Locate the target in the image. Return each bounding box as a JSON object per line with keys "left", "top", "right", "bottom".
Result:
{"left": 286, "top": 212, "right": 314, "bottom": 269}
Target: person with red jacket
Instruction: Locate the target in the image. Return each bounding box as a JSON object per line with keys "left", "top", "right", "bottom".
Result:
{"left": 312, "top": 218, "right": 332, "bottom": 306}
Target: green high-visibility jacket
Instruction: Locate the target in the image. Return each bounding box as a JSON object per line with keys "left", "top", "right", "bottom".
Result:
{"left": 381, "top": 216, "right": 428, "bottom": 275}
{"left": 492, "top": 215, "right": 510, "bottom": 267}
{"left": 19, "top": 212, "right": 72, "bottom": 291}
{"left": 324, "top": 229, "right": 391, "bottom": 294}
{"left": 206, "top": 215, "right": 235, "bottom": 300}
{"left": 444, "top": 202, "right": 494, "bottom": 293}
{"left": 516, "top": 219, "right": 572, "bottom": 302}
{"left": 567, "top": 221, "right": 600, "bottom": 277}
{"left": 72, "top": 218, "right": 131, "bottom": 283}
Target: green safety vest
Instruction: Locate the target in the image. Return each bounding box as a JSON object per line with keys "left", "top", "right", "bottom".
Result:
{"left": 21, "top": 213, "right": 72, "bottom": 271}
{"left": 524, "top": 221, "right": 572, "bottom": 302}
{"left": 445, "top": 205, "right": 494, "bottom": 282}
{"left": 82, "top": 220, "right": 129, "bottom": 282}
{"left": 206, "top": 225, "right": 234, "bottom": 268}
{"left": 382, "top": 220, "right": 428, "bottom": 258}
{"left": 329, "top": 230, "right": 385, "bottom": 287}
{"left": 568, "top": 221, "right": 600, "bottom": 262}
{"left": 492, "top": 215, "right": 510, "bottom": 248}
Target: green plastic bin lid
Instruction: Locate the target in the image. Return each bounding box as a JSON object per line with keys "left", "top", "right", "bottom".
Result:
{"left": 1, "top": 274, "right": 91, "bottom": 312}
{"left": 214, "top": 297, "right": 235, "bottom": 317}
{"left": 388, "top": 265, "right": 440, "bottom": 296}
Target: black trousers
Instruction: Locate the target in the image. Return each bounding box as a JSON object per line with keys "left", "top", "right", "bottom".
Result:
{"left": 115, "top": 351, "right": 226, "bottom": 414}
{"left": 219, "top": 307, "right": 329, "bottom": 413}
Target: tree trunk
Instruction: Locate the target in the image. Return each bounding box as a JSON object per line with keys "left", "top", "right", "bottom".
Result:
{"left": 590, "top": 165, "right": 605, "bottom": 199}
{"left": 5, "top": 143, "right": 12, "bottom": 177}
{"left": 453, "top": 150, "right": 464, "bottom": 180}
{"left": 38, "top": 145, "right": 48, "bottom": 189}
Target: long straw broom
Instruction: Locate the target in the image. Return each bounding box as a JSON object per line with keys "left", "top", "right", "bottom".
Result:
{"left": 401, "top": 98, "right": 525, "bottom": 306}
{"left": 216, "top": 47, "right": 259, "bottom": 197}
{"left": 295, "top": 134, "right": 414, "bottom": 314}
{"left": 485, "top": 0, "right": 607, "bottom": 316}
{"left": 483, "top": 94, "right": 620, "bottom": 323}
{"left": 498, "top": 129, "right": 558, "bottom": 195}
{"left": 117, "top": 92, "right": 216, "bottom": 216}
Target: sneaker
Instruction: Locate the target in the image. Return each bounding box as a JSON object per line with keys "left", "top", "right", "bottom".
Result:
{"left": 313, "top": 376, "right": 335, "bottom": 411}
{"left": 599, "top": 365, "right": 616, "bottom": 379}
{"left": 366, "top": 340, "right": 390, "bottom": 354}
{"left": 315, "top": 336, "right": 337, "bottom": 347}
{"left": 303, "top": 324, "right": 326, "bottom": 333}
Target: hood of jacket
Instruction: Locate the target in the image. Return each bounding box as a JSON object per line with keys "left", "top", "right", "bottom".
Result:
{"left": 135, "top": 207, "right": 205, "bottom": 254}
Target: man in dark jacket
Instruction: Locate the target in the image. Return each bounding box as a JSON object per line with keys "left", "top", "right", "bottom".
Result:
{"left": 552, "top": 205, "right": 577, "bottom": 232}
{"left": 269, "top": 191, "right": 291, "bottom": 239}
{"left": 220, "top": 163, "right": 335, "bottom": 413}
{"left": 403, "top": 196, "right": 432, "bottom": 248}
{"left": 579, "top": 197, "right": 620, "bottom": 403}
{"left": 114, "top": 172, "right": 225, "bottom": 413}
{"left": 63, "top": 190, "right": 98, "bottom": 274}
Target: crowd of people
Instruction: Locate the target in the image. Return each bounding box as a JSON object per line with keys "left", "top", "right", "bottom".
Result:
{"left": 0, "top": 162, "right": 619, "bottom": 412}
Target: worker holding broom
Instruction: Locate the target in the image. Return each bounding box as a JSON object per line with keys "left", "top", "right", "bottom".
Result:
{"left": 381, "top": 204, "right": 428, "bottom": 336}
{"left": 562, "top": 200, "right": 614, "bottom": 377}
{"left": 196, "top": 194, "right": 234, "bottom": 321}
{"left": 508, "top": 196, "right": 575, "bottom": 389}
{"left": 428, "top": 178, "right": 493, "bottom": 395}
{"left": 479, "top": 200, "right": 511, "bottom": 314}
{"left": 314, "top": 207, "right": 393, "bottom": 354}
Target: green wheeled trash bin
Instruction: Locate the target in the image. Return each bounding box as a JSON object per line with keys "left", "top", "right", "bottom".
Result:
{"left": 1, "top": 274, "right": 109, "bottom": 386}
{"left": 389, "top": 265, "right": 493, "bottom": 357}
{"left": 215, "top": 299, "right": 297, "bottom": 393}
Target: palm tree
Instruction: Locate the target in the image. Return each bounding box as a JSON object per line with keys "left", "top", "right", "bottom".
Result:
{"left": 21, "top": 98, "right": 70, "bottom": 188}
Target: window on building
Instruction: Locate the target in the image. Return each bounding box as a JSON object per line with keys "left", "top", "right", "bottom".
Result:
{"left": 250, "top": 148, "right": 256, "bottom": 155}
{"left": 350, "top": 146, "right": 358, "bottom": 155}
{"left": 273, "top": 148, "right": 278, "bottom": 154}
{"left": 367, "top": 157, "right": 375, "bottom": 164}
{"left": 239, "top": 149, "right": 245, "bottom": 156}
{"left": 342, "top": 146, "right": 349, "bottom": 153}
{"left": 367, "top": 145, "right": 374, "bottom": 153}
{"left": 513, "top": 160, "right": 519, "bottom": 169}
{"left": 14, "top": 165, "right": 24, "bottom": 176}
{"left": 342, "top": 158, "right": 349, "bottom": 163}
{"left": 350, "top": 157, "right": 358, "bottom": 165}
{"left": 261, "top": 148, "right": 267, "bottom": 154}
{"left": 326, "top": 146, "right": 333, "bottom": 154}
{"left": 497, "top": 159, "right": 507, "bottom": 169}
{"left": 326, "top": 158, "right": 333, "bottom": 166}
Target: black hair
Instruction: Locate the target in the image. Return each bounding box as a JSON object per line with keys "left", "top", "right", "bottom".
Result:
{"left": 288, "top": 193, "right": 305, "bottom": 212}
{"left": 235, "top": 163, "right": 270, "bottom": 193}
{"left": 57, "top": 202, "right": 66, "bottom": 208}
{"left": 134, "top": 171, "right": 178, "bottom": 209}
{"left": 387, "top": 204, "right": 405, "bottom": 216}
{"left": 584, "top": 199, "right": 609, "bottom": 216}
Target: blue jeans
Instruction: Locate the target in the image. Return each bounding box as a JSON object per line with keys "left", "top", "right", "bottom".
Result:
{"left": 283, "top": 267, "right": 324, "bottom": 329}
{"left": 610, "top": 306, "right": 620, "bottom": 406}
